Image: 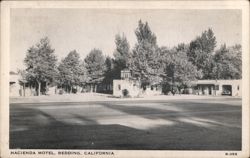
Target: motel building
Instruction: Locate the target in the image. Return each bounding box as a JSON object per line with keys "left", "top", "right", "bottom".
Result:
{"left": 191, "top": 80, "right": 242, "bottom": 97}
{"left": 9, "top": 71, "right": 37, "bottom": 97}
{"left": 113, "top": 69, "right": 162, "bottom": 98}
{"left": 113, "top": 69, "right": 242, "bottom": 98}
{"left": 10, "top": 70, "right": 242, "bottom": 98}
{"left": 9, "top": 72, "right": 21, "bottom": 97}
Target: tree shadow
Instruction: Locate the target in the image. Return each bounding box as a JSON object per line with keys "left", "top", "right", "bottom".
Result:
{"left": 10, "top": 100, "right": 241, "bottom": 150}
{"left": 10, "top": 105, "right": 150, "bottom": 149}
{"left": 101, "top": 100, "right": 241, "bottom": 124}
{"left": 99, "top": 101, "right": 242, "bottom": 150}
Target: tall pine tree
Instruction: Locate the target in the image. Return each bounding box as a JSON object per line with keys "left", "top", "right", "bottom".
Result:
{"left": 131, "top": 20, "right": 162, "bottom": 86}
{"left": 113, "top": 33, "right": 131, "bottom": 79}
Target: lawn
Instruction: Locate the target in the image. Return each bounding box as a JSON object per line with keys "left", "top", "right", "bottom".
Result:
{"left": 10, "top": 97, "right": 241, "bottom": 150}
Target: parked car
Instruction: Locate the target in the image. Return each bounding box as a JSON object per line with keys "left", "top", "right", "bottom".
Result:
{"left": 222, "top": 89, "right": 231, "bottom": 95}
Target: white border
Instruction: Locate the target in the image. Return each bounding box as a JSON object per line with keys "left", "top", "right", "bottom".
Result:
{"left": 1, "top": 1, "right": 249, "bottom": 158}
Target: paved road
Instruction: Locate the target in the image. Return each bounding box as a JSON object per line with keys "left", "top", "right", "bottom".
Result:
{"left": 10, "top": 98, "right": 242, "bottom": 150}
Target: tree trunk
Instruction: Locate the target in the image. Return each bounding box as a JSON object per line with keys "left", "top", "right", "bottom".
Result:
{"left": 77, "top": 85, "right": 80, "bottom": 93}
{"left": 45, "top": 82, "right": 48, "bottom": 95}
{"left": 172, "top": 65, "right": 175, "bottom": 95}
{"left": 23, "top": 83, "right": 26, "bottom": 97}
{"left": 94, "top": 84, "right": 97, "bottom": 93}
{"left": 90, "top": 84, "right": 93, "bottom": 93}
{"left": 37, "top": 81, "right": 41, "bottom": 96}
{"left": 55, "top": 86, "right": 57, "bottom": 94}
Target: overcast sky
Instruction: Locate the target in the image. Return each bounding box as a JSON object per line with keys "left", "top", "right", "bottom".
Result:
{"left": 10, "top": 9, "right": 241, "bottom": 72}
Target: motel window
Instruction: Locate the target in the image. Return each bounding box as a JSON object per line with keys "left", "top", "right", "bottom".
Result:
{"left": 215, "top": 85, "right": 219, "bottom": 90}
{"left": 118, "top": 85, "right": 121, "bottom": 90}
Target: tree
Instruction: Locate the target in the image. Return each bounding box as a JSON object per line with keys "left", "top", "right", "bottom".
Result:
{"left": 212, "top": 44, "right": 242, "bottom": 79}
{"left": 102, "top": 56, "right": 114, "bottom": 93}
{"left": 103, "top": 56, "right": 114, "bottom": 83}
{"left": 84, "top": 49, "right": 106, "bottom": 92}
{"left": 229, "top": 44, "right": 242, "bottom": 78}
{"left": 79, "top": 61, "right": 89, "bottom": 87}
{"left": 58, "top": 50, "right": 84, "bottom": 93}
{"left": 113, "top": 34, "right": 131, "bottom": 79}
{"left": 161, "top": 46, "right": 202, "bottom": 94}
{"left": 24, "top": 37, "right": 58, "bottom": 96}
{"left": 130, "top": 20, "right": 162, "bottom": 85}
{"left": 188, "top": 28, "right": 217, "bottom": 79}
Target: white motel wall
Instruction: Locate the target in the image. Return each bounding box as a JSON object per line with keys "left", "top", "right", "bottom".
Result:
{"left": 192, "top": 80, "right": 242, "bottom": 97}
{"left": 113, "top": 79, "right": 161, "bottom": 98}
{"left": 113, "top": 79, "right": 140, "bottom": 97}
{"left": 9, "top": 73, "right": 20, "bottom": 97}
{"left": 113, "top": 79, "right": 242, "bottom": 98}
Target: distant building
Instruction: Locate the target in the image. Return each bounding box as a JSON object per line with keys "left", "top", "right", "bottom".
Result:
{"left": 9, "top": 72, "right": 21, "bottom": 97}
{"left": 192, "top": 80, "right": 241, "bottom": 97}
{"left": 113, "top": 69, "right": 139, "bottom": 97}
{"left": 9, "top": 71, "right": 37, "bottom": 97}
{"left": 10, "top": 69, "right": 242, "bottom": 98}
{"left": 113, "top": 69, "right": 161, "bottom": 97}
{"left": 113, "top": 70, "right": 242, "bottom": 97}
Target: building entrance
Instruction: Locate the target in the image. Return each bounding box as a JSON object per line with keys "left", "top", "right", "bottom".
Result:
{"left": 222, "top": 85, "right": 232, "bottom": 96}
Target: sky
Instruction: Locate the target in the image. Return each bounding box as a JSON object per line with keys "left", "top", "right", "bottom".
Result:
{"left": 10, "top": 9, "right": 242, "bottom": 72}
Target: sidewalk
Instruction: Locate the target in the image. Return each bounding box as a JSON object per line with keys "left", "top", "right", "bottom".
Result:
{"left": 9, "top": 93, "right": 241, "bottom": 104}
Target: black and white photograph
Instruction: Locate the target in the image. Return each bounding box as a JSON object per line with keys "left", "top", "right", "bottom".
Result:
{"left": 1, "top": 1, "right": 249, "bottom": 158}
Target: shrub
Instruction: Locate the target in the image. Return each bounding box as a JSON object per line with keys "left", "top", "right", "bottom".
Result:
{"left": 122, "top": 89, "right": 129, "bottom": 97}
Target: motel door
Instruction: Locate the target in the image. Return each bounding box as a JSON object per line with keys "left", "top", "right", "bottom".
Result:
{"left": 208, "top": 85, "right": 216, "bottom": 95}
{"left": 208, "top": 86, "right": 212, "bottom": 95}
